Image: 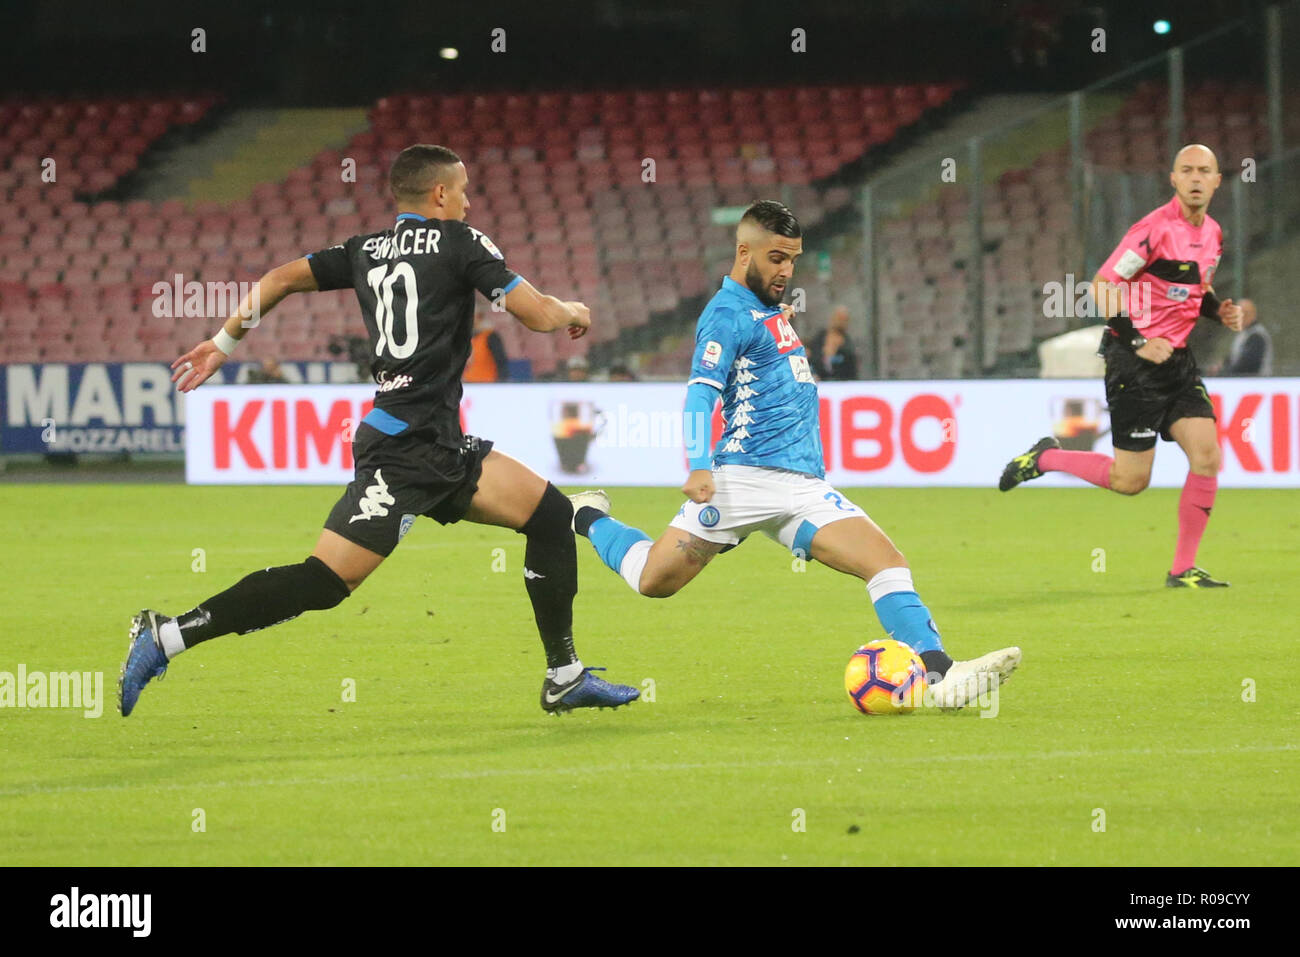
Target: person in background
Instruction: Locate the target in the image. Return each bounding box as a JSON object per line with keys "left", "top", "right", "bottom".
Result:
{"left": 247, "top": 358, "right": 289, "bottom": 384}
{"left": 1000, "top": 144, "right": 1243, "bottom": 589}
{"left": 1215, "top": 299, "right": 1272, "bottom": 376}
{"left": 463, "top": 313, "right": 509, "bottom": 382}
{"left": 566, "top": 354, "right": 590, "bottom": 382}
{"left": 608, "top": 363, "right": 638, "bottom": 382}
{"left": 806, "top": 305, "right": 859, "bottom": 380}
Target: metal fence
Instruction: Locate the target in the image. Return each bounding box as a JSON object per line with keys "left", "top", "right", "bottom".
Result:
{"left": 807, "top": 3, "right": 1298, "bottom": 379}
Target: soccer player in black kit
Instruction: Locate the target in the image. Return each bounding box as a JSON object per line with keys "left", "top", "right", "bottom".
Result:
{"left": 119, "top": 145, "right": 639, "bottom": 716}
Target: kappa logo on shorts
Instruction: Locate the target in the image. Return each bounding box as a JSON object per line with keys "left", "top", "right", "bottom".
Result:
{"left": 699, "top": 505, "right": 721, "bottom": 527}
{"left": 397, "top": 513, "right": 416, "bottom": 540}
{"left": 350, "top": 469, "right": 396, "bottom": 524}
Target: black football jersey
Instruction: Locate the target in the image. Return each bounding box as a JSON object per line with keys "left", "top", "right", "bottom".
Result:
{"left": 307, "top": 213, "right": 519, "bottom": 446}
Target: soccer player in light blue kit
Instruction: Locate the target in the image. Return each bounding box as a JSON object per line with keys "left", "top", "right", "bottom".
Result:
{"left": 571, "top": 201, "right": 1020, "bottom": 709}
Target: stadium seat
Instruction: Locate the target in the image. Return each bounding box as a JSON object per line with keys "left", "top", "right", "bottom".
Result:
{"left": 4, "top": 82, "right": 971, "bottom": 366}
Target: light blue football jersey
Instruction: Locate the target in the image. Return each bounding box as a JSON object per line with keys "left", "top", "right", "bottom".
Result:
{"left": 688, "top": 277, "right": 824, "bottom": 477}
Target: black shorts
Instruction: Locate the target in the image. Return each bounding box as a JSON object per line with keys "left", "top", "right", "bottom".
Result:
{"left": 323, "top": 424, "right": 494, "bottom": 557}
{"left": 1101, "top": 334, "right": 1215, "bottom": 453}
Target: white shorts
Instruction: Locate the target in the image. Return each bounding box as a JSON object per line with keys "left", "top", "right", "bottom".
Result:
{"left": 669, "top": 465, "right": 866, "bottom": 558}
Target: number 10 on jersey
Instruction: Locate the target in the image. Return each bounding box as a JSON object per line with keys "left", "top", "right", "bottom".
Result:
{"left": 366, "top": 262, "right": 420, "bottom": 359}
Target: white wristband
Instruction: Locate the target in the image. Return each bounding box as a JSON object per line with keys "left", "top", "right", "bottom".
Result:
{"left": 212, "top": 328, "right": 240, "bottom": 355}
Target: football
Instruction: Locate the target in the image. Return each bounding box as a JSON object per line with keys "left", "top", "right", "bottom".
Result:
{"left": 844, "top": 639, "right": 928, "bottom": 715}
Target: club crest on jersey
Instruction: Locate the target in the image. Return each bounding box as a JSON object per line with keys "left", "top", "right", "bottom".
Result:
{"left": 699, "top": 505, "right": 721, "bottom": 528}
{"left": 701, "top": 340, "right": 723, "bottom": 369}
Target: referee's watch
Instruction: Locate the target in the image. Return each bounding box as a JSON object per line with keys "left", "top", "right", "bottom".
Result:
{"left": 1130, "top": 333, "right": 1147, "bottom": 351}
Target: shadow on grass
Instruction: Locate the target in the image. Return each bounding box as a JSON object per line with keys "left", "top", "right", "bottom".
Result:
{"left": 944, "top": 586, "right": 1170, "bottom": 612}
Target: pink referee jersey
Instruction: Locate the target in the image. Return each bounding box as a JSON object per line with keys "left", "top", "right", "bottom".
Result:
{"left": 1097, "top": 195, "right": 1223, "bottom": 349}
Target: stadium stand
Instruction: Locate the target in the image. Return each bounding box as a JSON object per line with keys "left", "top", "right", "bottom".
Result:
{"left": 0, "top": 84, "right": 961, "bottom": 375}
{"left": 18, "top": 80, "right": 1288, "bottom": 379}
{"left": 1, "top": 95, "right": 222, "bottom": 364}
{"left": 813, "top": 79, "right": 1294, "bottom": 379}
{"left": 4, "top": 77, "right": 1296, "bottom": 379}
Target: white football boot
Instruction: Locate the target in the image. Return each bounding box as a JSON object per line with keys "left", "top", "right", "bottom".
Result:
{"left": 928, "top": 646, "right": 1021, "bottom": 710}
{"left": 568, "top": 489, "right": 611, "bottom": 532}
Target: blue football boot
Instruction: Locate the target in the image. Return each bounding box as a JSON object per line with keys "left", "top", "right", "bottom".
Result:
{"left": 541, "top": 667, "right": 639, "bottom": 714}
{"left": 118, "top": 610, "right": 170, "bottom": 717}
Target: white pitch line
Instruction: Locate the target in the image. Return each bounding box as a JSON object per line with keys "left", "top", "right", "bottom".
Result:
{"left": 0, "top": 743, "right": 1294, "bottom": 799}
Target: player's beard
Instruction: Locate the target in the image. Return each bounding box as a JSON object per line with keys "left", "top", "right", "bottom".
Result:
{"left": 745, "top": 261, "right": 783, "bottom": 307}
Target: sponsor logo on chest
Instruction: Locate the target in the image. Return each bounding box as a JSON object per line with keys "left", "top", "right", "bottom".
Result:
{"left": 761, "top": 312, "right": 802, "bottom": 354}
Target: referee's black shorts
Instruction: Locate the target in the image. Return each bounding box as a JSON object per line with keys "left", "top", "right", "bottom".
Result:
{"left": 1101, "top": 334, "right": 1215, "bottom": 453}
{"left": 323, "top": 423, "right": 493, "bottom": 556}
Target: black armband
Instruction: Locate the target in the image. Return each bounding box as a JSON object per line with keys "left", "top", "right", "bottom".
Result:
{"left": 1199, "top": 290, "right": 1221, "bottom": 319}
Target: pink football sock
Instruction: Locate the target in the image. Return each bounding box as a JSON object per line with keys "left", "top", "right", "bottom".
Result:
{"left": 1172, "top": 473, "right": 1217, "bottom": 574}
{"left": 1038, "top": 448, "right": 1113, "bottom": 489}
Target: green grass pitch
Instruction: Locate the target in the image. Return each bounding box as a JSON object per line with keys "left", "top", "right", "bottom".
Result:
{"left": 1, "top": 483, "right": 1296, "bottom": 865}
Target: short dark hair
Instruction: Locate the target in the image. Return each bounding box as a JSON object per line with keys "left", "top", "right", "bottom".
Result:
{"left": 389, "top": 144, "right": 462, "bottom": 203}
{"left": 740, "top": 199, "right": 801, "bottom": 238}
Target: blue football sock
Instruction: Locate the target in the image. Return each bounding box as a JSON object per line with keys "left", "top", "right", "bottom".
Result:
{"left": 587, "top": 516, "right": 651, "bottom": 574}
{"left": 872, "top": 591, "right": 944, "bottom": 655}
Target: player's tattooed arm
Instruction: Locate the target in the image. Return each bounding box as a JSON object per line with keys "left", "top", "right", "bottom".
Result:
{"left": 674, "top": 534, "right": 725, "bottom": 568}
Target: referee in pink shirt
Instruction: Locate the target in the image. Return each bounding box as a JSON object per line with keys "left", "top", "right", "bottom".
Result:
{"left": 1000, "top": 144, "right": 1244, "bottom": 588}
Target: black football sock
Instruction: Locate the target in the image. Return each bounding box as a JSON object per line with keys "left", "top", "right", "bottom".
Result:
{"left": 573, "top": 505, "right": 607, "bottom": 538}
{"left": 921, "top": 649, "right": 954, "bottom": 680}
{"left": 519, "top": 484, "right": 580, "bottom": 670}
{"left": 175, "top": 556, "right": 351, "bottom": 648}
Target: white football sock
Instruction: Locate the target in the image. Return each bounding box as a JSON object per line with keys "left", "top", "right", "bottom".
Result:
{"left": 618, "top": 540, "right": 652, "bottom": 594}
{"left": 157, "top": 619, "right": 186, "bottom": 659}
{"left": 866, "top": 567, "right": 915, "bottom": 603}
{"left": 549, "top": 660, "right": 585, "bottom": 684}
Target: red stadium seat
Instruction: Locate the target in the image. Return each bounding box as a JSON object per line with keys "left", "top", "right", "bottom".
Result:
{"left": 10, "top": 83, "right": 968, "bottom": 363}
